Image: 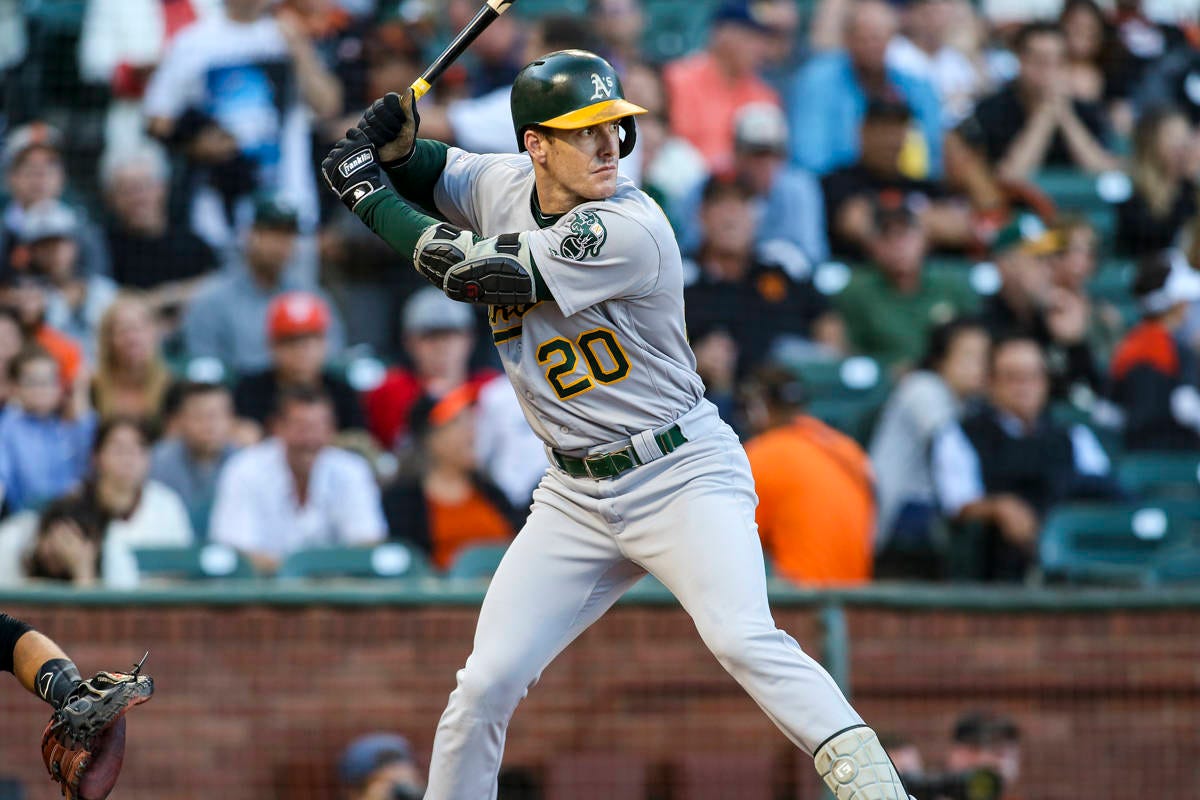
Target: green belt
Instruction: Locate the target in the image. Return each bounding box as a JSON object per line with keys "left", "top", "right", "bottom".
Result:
{"left": 551, "top": 425, "right": 688, "bottom": 480}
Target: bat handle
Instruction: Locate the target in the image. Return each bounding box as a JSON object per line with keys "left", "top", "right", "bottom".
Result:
{"left": 410, "top": 77, "right": 433, "bottom": 101}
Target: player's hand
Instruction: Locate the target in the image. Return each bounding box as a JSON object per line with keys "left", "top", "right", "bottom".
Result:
{"left": 321, "top": 128, "right": 387, "bottom": 214}
{"left": 357, "top": 89, "right": 421, "bottom": 166}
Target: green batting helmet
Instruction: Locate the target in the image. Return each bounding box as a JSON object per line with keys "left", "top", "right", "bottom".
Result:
{"left": 511, "top": 50, "right": 647, "bottom": 159}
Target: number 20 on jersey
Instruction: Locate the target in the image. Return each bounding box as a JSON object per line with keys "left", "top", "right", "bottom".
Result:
{"left": 536, "top": 328, "right": 630, "bottom": 400}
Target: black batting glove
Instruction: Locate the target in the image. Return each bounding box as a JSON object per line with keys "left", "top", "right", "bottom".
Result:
{"left": 321, "top": 128, "right": 387, "bottom": 214}
{"left": 357, "top": 89, "right": 421, "bottom": 167}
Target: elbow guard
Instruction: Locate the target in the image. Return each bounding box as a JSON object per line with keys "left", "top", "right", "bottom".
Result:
{"left": 414, "top": 223, "right": 537, "bottom": 306}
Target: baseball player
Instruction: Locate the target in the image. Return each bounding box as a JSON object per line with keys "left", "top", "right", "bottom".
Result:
{"left": 1, "top": 612, "right": 153, "bottom": 799}
{"left": 321, "top": 50, "right": 913, "bottom": 800}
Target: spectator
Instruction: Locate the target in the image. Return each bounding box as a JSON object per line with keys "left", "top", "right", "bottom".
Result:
{"left": 958, "top": 23, "right": 1119, "bottom": 181}
{"left": 1110, "top": 250, "right": 1200, "bottom": 450}
{"left": 101, "top": 148, "right": 218, "bottom": 319}
{"left": 383, "top": 387, "right": 519, "bottom": 571}
{"left": 338, "top": 733, "right": 425, "bottom": 800}
{"left": 880, "top": 731, "right": 925, "bottom": 777}
{"left": 789, "top": 0, "right": 943, "bottom": 178}
{"left": 887, "top": 0, "right": 991, "bottom": 127}
{"left": 143, "top": 0, "right": 343, "bottom": 247}
{"left": 663, "top": 0, "right": 780, "bottom": 172}
{"left": 183, "top": 197, "right": 345, "bottom": 374}
{"left": 821, "top": 98, "right": 973, "bottom": 257}
{"left": 22, "top": 201, "right": 118, "bottom": 364}
{"left": 0, "top": 307, "right": 24, "bottom": 410}
{"left": 742, "top": 366, "right": 874, "bottom": 585}
{"left": 1116, "top": 107, "right": 1197, "bottom": 256}
{"left": 946, "top": 711, "right": 1022, "bottom": 797}
{"left": 1, "top": 123, "right": 109, "bottom": 279}
{"left": 475, "top": 375, "right": 547, "bottom": 510}
{"left": 1054, "top": 217, "right": 1124, "bottom": 365}
{"left": 1059, "top": 0, "right": 1128, "bottom": 121}
{"left": 78, "top": 0, "right": 221, "bottom": 154}
{"left": 150, "top": 381, "right": 238, "bottom": 539}
{"left": 685, "top": 177, "right": 843, "bottom": 388}
{"left": 836, "top": 201, "right": 979, "bottom": 370}
{"left": 364, "top": 288, "right": 495, "bottom": 450}
{"left": 446, "top": 0, "right": 525, "bottom": 97}
{"left": 1131, "top": 32, "right": 1200, "bottom": 126}
{"left": 870, "top": 318, "right": 990, "bottom": 577}
{"left": 757, "top": 0, "right": 805, "bottom": 95}
{"left": 91, "top": 294, "right": 173, "bottom": 423}
{"left": 589, "top": 0, "right": 645, "bottom": 72}
{"left": 209, "top": 386, "right": 386, "bottom": 574}
{"left": 233, "top": 291, "right": 364, "bottom": 438}
{"left": 0, "top": 347, "right": 94, "bottom": 514}
{"left": 14, "top": 416, "right": 192, "bottom": 588}
{"left": 0, "top": 273, "right": 84, "bottom": 386}
{"left": 931, "top": 336, "right": 1121, "bottom": 581}
{"left": 982, "top": 214, "right": 1103, "bottom": 398}
{"left": 678, "top": 102, "right": 828, "bottom": 266}
{"left": 1111, "top": 0, "right": 1181, "bottom": 97}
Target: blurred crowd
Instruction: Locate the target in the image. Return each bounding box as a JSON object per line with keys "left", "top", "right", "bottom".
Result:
{"left": 0, "top": 0, "right": 1198, "bottom": 588}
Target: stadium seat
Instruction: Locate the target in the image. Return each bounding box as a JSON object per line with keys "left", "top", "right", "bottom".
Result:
{"left": 275, "top": 543, "right": 430, "bottom": 580}
{"left": 1038, "top": 503, "right": 1188, "bottom": 584}
{"left": 1149, "top": 542, "right": 1200, "bottom": 585}
{"left": 133, "top": 545, "right": 257, "bottom": 580}
{"left": 1117, "top": 452, "right": 1200, "bottom": 500}
{"left": 543, "top": 752, "right": 649, "bottom": 800}
{"left": 788, "top": 356, "right": 890, "bottom": 402}
{"left": 806, "top": 396, "right": 884, "bottom": 445}
{"left": 672, "top": 752, "right": 774, "bottom": 800}
{"left": 445, "top": 543, "right": 510, "bottom": 579}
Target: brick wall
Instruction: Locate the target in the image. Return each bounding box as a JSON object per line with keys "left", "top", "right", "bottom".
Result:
{"left": 0, "top": 603, "right": 1197, "bottom": 799}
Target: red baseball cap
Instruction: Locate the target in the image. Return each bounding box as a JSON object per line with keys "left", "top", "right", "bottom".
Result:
{"left": 267, "top": 292, "right": 330, "bottom": 340}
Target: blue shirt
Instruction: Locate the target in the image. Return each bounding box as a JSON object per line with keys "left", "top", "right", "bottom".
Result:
{"left": 787, "top": 52, "right": 944, "bottom": 178}
{"left": 0, "top": 408, "right": 97, "bottom": 513}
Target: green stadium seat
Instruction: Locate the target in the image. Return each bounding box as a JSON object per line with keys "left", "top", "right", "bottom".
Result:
{"left": 806, "top": 396, "right": 884, "bottom": 445}
{"left": 1088, "top": 261, "right": 1134, "bottom": 303}
{"left": 1038, "top": 503, "right": 1188, "bottom": 584}
{"left": 1150, "top": 543, "right": 1200, "bottom": 585}
{"left": 445, "top": 543, "right": 510, "bottom": 579}
{"left": 133, "top": 545, "right": 257, "bottom": 580}
{"left": 788, "top": 356, "right": 890, "bottom": 401}
{"left": 275, "top": 543, "right": 430, "bottom": 580}
{"left": 1117, "top": 452, "right": 1200, "bottom": 500}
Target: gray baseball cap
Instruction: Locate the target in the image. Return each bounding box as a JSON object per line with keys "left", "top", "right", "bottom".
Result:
{"left": 403, "top": 286, "right": 474, "bottom": 334}
{"left": 734, "top": 102, "right": 788, "bottom": 153}
{"left": 19, "top": 200, "right": 77, "bottom": 244}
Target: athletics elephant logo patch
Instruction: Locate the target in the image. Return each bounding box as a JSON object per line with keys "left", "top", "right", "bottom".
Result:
{"left": 559, "top": 210, "right": 607, "bottom": 261}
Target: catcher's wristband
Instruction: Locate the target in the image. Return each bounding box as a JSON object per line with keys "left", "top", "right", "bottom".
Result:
{"left": 37, "top": 659, "right": 81, "bottom": 708}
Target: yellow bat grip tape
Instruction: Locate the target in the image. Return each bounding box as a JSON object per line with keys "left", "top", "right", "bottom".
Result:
{"left": 411, "top": 78, "right": 432, "bottom": 100}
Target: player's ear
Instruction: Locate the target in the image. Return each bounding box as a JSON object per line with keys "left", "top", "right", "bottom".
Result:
{"left": 525, "top": 128, "right": 550, "bottom": 165}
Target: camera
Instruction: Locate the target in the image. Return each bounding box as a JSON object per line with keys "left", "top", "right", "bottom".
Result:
{"left": 902, "top": 768, "right": 1004, "bottom": 800}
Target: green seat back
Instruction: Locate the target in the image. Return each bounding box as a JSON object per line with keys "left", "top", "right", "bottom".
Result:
{"left": 446, "top": 543, "right": 510, "bottom": 579}
{"left": 1039, "top": 503, "right": 1184, "bottom": 583}
{"left": 1118, "top": 452, "right": 1200, "bottom": 500}
{"left": 276, "top": 543, "right": 430, "bottom": 580}
{"left": 133, "top": 545, "right": 257, "bottom": 580}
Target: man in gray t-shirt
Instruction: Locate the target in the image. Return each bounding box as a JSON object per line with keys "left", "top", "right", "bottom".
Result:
{"left": 321, "top": 49, "right": 914, "bottom": 800}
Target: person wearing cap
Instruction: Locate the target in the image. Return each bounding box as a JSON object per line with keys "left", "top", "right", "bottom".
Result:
{"left": 143, "top": 0, "right": 342, "bottom": 248}
{"left": 982, "top": 213, "right": 1104, "bottom": 399}
{"left": 363, "top": 287, "right": 497, "bottom": 450}
{"left": 822, "top": 96, "right": 974, "bottom": 257}
{"left": 0, "top": 271, "right": 84, "bottom": 389}
{"left": 834, "top": 197, "right": 979, "bottom": 369}
{"left": 338, "top": 732, "right": 424, "bottom": 800}
{"left": 232, "top": 291, "right": 365, "bottom": 438}
{"left": 1109, "top": 250, "right": 1200, "bottom": 451}
{"left": 1, "top": 122, "right": 110, "bottom": 280}
{"left": 22, "top": 200, "right": 118, "bottom": 365}
{"left": 209, "top": 385, "right": 386, "bottom": 574}
{"left": 677, "top": 102, "right": 829, "bottom": 266}
{"left": 931, "top": 334, "right": 1121, "bottom": 581}
{"left": 662, "top": 0, "right": 782, "bottom": 172}
{"left": 946, "top": 711, "right": 1021, "bottom": 797}
{"left": 742, "top": 365, "right": 875, "bottom": 585}
{"left": 182, "top": 196, "right": 345, "bottom": 374}
{"left": 789, "top": 0, "right": 943, "bottom": 178}
{"left": 382, "top": 386, "right": 520, "bottom": 571}
{"left": 957, "top": 22, "right": 1117, "bottom": 181}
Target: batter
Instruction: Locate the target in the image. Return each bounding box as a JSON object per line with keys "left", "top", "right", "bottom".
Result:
{"left": 321, "top": 49, "right": 912, "bottom": 800}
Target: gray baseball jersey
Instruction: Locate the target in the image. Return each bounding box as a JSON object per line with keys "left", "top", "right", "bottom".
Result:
{"left": 432, "top": 147, "right": 705, "bottom": 452}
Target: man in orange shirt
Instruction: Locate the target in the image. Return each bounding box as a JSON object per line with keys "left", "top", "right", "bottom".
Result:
{"left": 663, "top": 0, "right": 781, "bottom": 173}
{"left": 743, "top": 366, "right": 875, "bottom": 584}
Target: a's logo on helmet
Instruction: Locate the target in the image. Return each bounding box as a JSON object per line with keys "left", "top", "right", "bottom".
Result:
{"left": 560, "top": 210, "right": 608, "bottom": 261}
{"left": 589, "top": 73, "right": 615, "bottom": 101}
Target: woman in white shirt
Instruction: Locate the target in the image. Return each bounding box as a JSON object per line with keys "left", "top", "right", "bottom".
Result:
{"left": 14, "top": 416, "right": 193, "bottom": 588}
{"left": 868, "top": 317, "right": 990, "bottom": 576}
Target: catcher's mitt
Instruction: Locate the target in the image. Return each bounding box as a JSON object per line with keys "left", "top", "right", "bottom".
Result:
{"left": 42, "top": 654, "right": 154, "bottom": 800}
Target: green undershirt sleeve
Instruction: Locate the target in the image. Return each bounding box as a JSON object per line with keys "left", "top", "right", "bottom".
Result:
{"left": 383, "top": 139, "right": 451, "bottom": 215}
{"left": 354, "top": 190, "right": 440, "bottom": 259}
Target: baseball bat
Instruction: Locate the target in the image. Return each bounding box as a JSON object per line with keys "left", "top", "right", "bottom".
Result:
{"left": 410, "top": 0, "right": 518, "bottom": 100}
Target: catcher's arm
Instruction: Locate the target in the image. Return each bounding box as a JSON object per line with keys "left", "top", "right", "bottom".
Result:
{"left": 1, "top": 612, "right": 82, "bottom": 706}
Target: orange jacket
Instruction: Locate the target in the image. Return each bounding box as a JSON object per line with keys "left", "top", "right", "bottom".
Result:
{"left": 745, "top": 416, "right": 875, "bottom": 585}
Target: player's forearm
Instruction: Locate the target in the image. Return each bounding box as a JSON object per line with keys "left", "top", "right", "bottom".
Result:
{"left": 383, "top": 139, "right": 451, "bottom": 215}
{"left": 355, "top": 189, "right": 441, "bottom": 261}
{"left": 10, "top": 627, "right": 81, "bottom": 705}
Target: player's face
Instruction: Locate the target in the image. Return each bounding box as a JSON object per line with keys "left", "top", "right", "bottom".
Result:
{"left": 541, "top": 122, "right": 622, "bottom": 202}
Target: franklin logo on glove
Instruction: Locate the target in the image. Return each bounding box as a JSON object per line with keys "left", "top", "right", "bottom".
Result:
{"left": 338, "top": 149, "right": 376, "bottom": 178}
